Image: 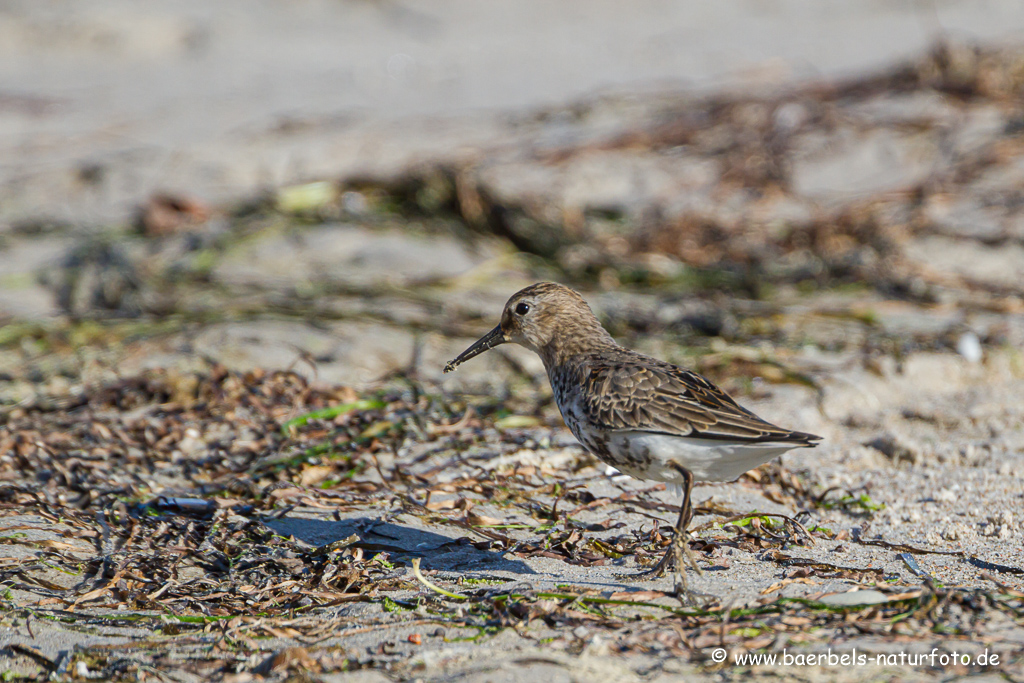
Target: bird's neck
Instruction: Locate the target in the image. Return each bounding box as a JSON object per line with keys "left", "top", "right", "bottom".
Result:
{"left": 538, "top": 323, "right": 618, "bottom": 370}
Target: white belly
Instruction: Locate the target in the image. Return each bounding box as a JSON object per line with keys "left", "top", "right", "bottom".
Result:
{"left": 605, "top": 431, "right": 800, "bottom": 483}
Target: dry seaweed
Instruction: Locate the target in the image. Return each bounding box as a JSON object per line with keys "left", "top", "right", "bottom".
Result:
{"left": 0, "top": 366, "right": 1021, "bottom": 680}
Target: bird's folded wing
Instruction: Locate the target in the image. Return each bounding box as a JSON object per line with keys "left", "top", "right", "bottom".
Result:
{"left": 579, "top": 358, "right": 818, "bottom": 444}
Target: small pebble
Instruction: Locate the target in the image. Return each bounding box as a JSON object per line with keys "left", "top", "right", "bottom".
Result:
{"left": 957, "top": 332, "right": 983, "bottom": 363}
{"left": 990, "top": 511, "right": 1013, "bottom": 527}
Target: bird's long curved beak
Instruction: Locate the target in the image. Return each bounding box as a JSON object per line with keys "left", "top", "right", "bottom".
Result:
{"left": 443, "top": 325, "right": 507, "bottom": 373}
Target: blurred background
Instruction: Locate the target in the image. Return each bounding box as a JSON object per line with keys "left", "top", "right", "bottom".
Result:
{"left": 3, "top": 0, "right": 1024, "bottom": 417}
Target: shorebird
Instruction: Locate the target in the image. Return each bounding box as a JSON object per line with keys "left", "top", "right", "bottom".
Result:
{"left": 443, "top": 282, "right": 820, "bottom": 595}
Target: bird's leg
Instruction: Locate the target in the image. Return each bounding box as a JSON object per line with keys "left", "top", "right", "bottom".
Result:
{"left": 668, "top": 465, "right": 703, "bottom": 598}
{"left": 633, "top": 465, "right": 702, "bottom": 594}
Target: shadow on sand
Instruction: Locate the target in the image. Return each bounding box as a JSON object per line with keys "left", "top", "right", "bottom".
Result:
{"left": 263, "top": 515, "right": 535, "bottom": 575}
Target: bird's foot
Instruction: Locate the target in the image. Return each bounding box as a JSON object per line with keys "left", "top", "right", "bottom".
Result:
{"left": 621, "top": 535, "right": 717, "bottom": 606}
{"left": 674, "top": 582, "right": 718, "bottom": 608}
{"left": 626, "top": 531, "right": 704, "bottom": 583}
{"left": 629, "top": 551, "right": 672, "bottom": 581}
{"left": 666, "top": 531, "right": 713, "bottom": 605}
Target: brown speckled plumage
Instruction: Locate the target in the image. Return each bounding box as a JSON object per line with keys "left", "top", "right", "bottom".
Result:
{"left": 444, "top": 282, "right": 821, "bottom": 593}
{"left": 552, "top": 348, "right": 819, "bottom": 446}
{"left": 447, "top": 282, "right": 818, "bottom": 457}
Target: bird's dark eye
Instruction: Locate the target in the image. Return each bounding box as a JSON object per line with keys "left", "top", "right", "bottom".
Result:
{"left": 515, "top": 302, "right": 530, "bottom": 316}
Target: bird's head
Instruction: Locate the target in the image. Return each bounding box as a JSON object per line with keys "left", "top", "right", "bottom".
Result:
{"left": 443, "top": 282, "right": 612, "bottom": 372}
